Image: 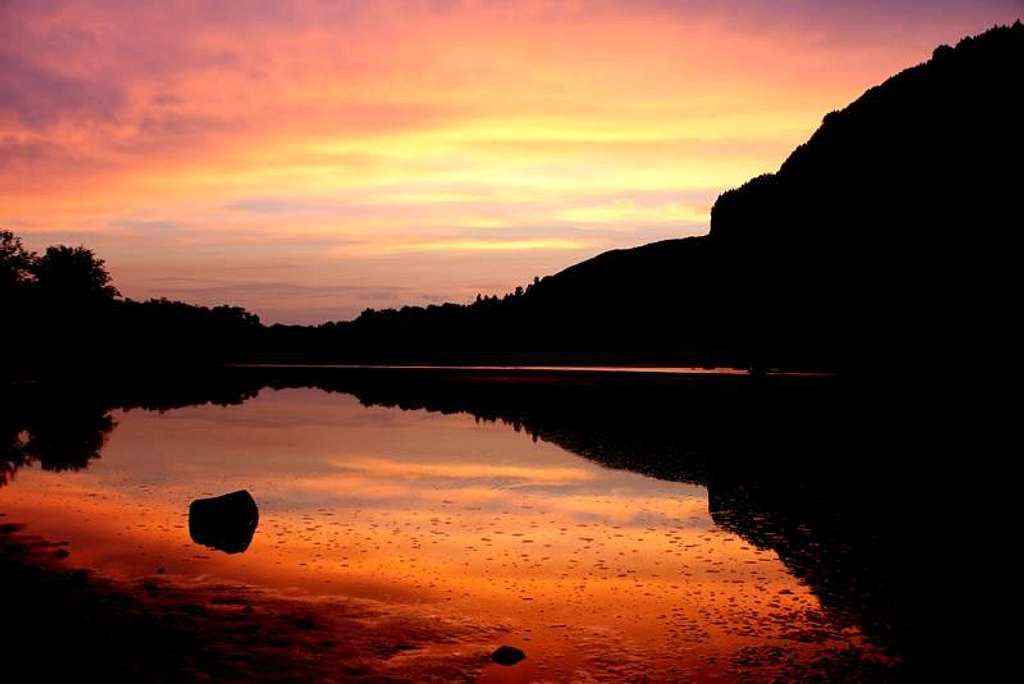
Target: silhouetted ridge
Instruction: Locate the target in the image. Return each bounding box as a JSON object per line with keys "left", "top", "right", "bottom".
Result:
{"left": 706, "top": 22, "right": 1022, "bottom": 369}
{"left": 319, "top": 22, "right": 1022, "bottom": 369}
{"left": 3, "top": 23, "right": 1019, "bottom": 372}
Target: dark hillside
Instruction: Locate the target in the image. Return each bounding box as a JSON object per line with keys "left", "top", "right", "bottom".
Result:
{"left": 307, "top": 22, "right": 1023, "bottom": 369}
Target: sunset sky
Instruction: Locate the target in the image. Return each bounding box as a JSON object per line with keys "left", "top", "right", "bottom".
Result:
{"left": 3, "top": 1, "right": 1019, "bottom": 323}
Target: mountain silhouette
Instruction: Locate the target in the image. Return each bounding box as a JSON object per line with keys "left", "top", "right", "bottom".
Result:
{"left": 704, "top": 21, "right": 1022, "bottom": 370}
{"left": 255, "top": 23, "right": 1024, "bottom": 369}
{"left": 3, "top": 23, "right": 1020, "bottom": 373}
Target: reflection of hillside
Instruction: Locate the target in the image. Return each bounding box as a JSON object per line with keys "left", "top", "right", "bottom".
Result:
{"left": 247, "top": 367, "right": 919, "bottom": 667}
{"left": 2, "top": 367, "right": 917, "bottom": 668}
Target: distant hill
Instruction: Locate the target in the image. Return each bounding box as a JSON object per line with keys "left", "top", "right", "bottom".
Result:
{"left": 276, "top": 22, "right": 1020, "bottom": 370}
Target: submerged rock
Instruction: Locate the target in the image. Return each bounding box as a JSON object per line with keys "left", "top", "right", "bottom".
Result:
{"left": 188, "top": 490, "right": 259, "bottom": 554}
{"left": 491, "top": 645, "right": 526, "bottom": 666}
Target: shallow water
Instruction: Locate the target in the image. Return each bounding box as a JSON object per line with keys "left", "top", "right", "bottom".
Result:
{"left": 0, "top": 385, "right": 891, "bottom": 680}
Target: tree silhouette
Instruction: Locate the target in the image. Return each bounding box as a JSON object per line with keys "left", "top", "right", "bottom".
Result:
{"left": 31, "top": 244, "right": 120, "bottom": 303}
{"left": 0, "top": 229, "right": 35, "bottom": 293}
{"left": 0, "top": 400, "right": 114, "bottom": 486}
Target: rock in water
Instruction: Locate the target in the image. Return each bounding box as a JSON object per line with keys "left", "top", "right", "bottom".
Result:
{"left": 490, "top": 645, "right": 526, "bottom": 666}
{"left": 188, "top": 490, "right": 259, "bottom": 554}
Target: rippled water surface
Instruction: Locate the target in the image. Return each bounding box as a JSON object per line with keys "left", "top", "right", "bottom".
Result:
{"left": 0, "top": 386, "right": 890, "bottom": 680}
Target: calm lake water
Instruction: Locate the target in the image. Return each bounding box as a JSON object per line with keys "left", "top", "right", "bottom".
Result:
{"left": 0, "top": 381, "right": 899, "bottom": 681}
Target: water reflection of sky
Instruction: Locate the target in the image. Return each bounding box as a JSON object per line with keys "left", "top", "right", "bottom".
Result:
{"left": 0, "top": 387, "right": 881, "bottom": 680}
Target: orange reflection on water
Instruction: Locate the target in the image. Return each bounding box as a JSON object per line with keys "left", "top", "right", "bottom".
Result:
{"left": 0, "top": 388, "right": 877, "bottom": 680}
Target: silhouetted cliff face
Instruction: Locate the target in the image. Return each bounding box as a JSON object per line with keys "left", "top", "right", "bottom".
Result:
{"left": 705, "top": 21, "right": 1023, "bottom": 369}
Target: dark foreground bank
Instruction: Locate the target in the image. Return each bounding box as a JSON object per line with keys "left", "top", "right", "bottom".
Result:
{"left": 0, "top": 521, "right": 511, "bottom": 682}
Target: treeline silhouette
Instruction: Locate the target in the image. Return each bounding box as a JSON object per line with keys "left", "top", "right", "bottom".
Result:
{"left": 4, "top": 23, "right": 1020, "bottom": 374}
{"left": 3, "top": 230, "right": 262, "bottom": 373}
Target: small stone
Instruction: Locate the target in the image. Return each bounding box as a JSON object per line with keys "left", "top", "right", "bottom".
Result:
{"left": 188, "top": 489, "right": 259, "bottom": 554}
{"left": 491, "top": 645, "right": 526, "bottom": 666}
